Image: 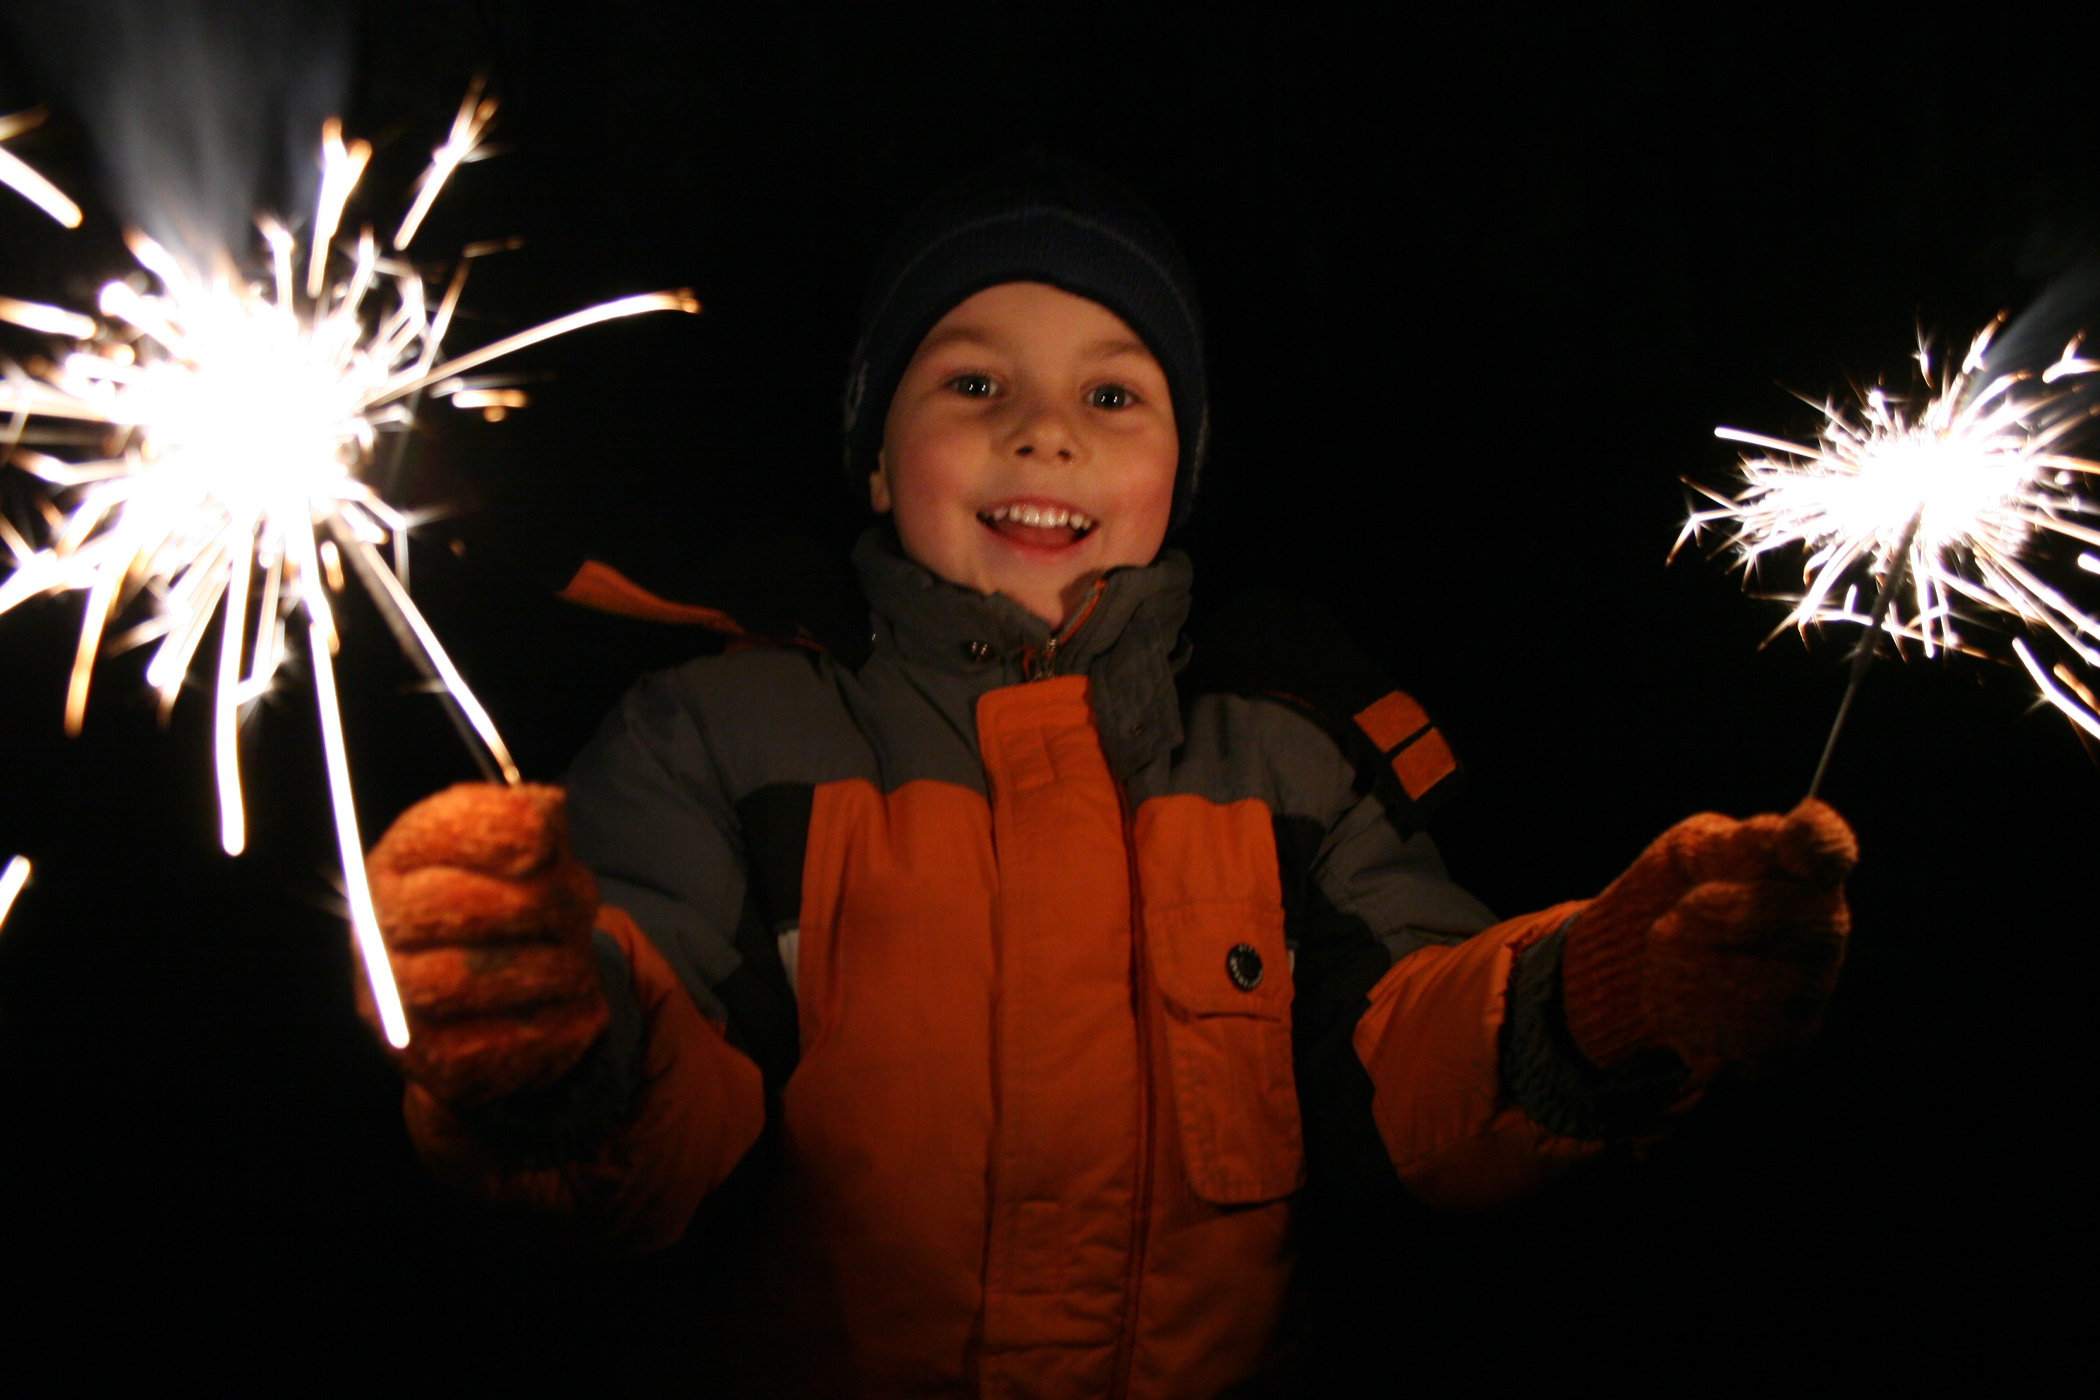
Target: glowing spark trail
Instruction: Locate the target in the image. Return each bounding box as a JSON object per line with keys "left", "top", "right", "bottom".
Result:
{"left": 1681, "top": 317, "right": 2100, "bottom": 787}
{"left": 0, "top": 108, "right": 83, "bottom": 228}
{"left": 0, "top": 97, "right": 699, "bottom": 1046}
{"left": 306, "top": 118, "right": 370, "bottom": 299}
{"left": 0, "top": 856, "right": 30, "bottom": 932}
{"left": 0, "top": 297, "right": 98, "bottom": 340}
{"left": 393, "top": 77, "right": 496, "bottom": 252}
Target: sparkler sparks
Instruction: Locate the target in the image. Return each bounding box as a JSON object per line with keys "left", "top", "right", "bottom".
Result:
{"left": 1681, "top": 315, "right": 2100, "bottom": 775}
{"left": 0, "top": 107, "right": 84, "bottom": 228}
{"left": 0, "top": 96, "right": 699, "bottom": 1046}
{"left": 0, "top": 856, "right": 30, "bottom": 932}
{"left": 393, "top": 78, "right": 496, "bottom": 252}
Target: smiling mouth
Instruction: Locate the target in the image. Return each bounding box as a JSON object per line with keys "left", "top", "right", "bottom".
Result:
{"left": 978, "top": 501, "right": 1097, "bottom": 549}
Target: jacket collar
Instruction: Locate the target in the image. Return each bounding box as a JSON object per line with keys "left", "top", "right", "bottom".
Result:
{"left": 851, "top": 523, "right": 1192, "bottom": 776}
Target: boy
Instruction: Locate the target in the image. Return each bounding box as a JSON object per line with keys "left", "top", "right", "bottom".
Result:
{"left": 364, "top": 155, "right": 1854, "bottom": 1397}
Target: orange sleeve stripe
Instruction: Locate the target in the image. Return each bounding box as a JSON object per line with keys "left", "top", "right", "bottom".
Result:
{"left": 1390, "top": 728, "right": 1457, "bottom": 800}
{"left": 557, "top": 558, "right": 748, "bottom": 634}
{"left": 1353, "top": 691, "right": 1431, "bottom": 754}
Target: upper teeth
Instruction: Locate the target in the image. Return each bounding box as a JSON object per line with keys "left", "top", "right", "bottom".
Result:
{"left": 985, "top": 503, "right": 1094, "bottom": 530}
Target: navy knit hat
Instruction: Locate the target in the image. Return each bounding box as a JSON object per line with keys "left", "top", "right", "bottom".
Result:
{"left": 842, "top": 151, "right": 1209, "bottom": 533}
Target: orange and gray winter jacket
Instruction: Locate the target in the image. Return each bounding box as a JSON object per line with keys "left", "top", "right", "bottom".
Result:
{"left": 402, "top": 527, "right": 1679, "bottom": 1398}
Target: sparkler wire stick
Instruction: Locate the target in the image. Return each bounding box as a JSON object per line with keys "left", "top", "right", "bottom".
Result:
{"left": 1807, "top": 505, "right": 1924, "bottom": 798}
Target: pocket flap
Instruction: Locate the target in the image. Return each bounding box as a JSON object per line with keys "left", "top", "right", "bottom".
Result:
{"left": 1146, "top": 899, "right": 1292, "bottom": 1018}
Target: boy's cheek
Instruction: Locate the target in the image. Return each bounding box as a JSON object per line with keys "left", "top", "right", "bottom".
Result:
{"left": 887, "top": 474, "right": 993, "bottom": 589}
{"left": 887, "top": 450, "right": 980, "bottom": 535}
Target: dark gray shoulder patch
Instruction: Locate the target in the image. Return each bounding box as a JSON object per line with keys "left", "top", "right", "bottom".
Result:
{"left": 1145, "top": 692, "right": 1359, "bottom": 823}
{"left": 664, "top": 648, "right": 881, "bottom": 800}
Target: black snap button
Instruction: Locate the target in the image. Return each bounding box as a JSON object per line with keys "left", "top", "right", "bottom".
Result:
{"left": 963, "top": 640, "right": 993, "bottom": 663}
{"left": 1225, "top": 943, "right": 1263, "bottom": 991}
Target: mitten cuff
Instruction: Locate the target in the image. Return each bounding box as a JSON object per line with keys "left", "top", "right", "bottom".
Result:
{"left": 1559, "top": 897, "right": 1653, "bottom": 1068}
{"left": 1502, "top": 923, "right": 1688, "bottom": 1138}
{"left": 444, "top": 927, "right": 648, "bottom": 1166}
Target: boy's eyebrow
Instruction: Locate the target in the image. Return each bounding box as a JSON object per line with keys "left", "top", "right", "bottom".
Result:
{"left": 1083, "top": 337, "right": 1154, "bottom": 360}
{"left": 914, "top": 325, "right": 1000, "bottom": 355}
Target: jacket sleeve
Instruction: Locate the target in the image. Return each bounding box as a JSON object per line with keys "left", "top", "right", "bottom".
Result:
{"left": 564, "top": 665, "right": 765, "bottom": 1026}
{"left": 1350, "top": 900, "right": 1605, "bottom": 1210}
{"left": 1308, "top": 790, "right": 1625, "bottom": 1211}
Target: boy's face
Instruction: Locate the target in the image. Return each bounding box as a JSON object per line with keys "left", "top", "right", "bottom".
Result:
{"left": 873, "top": 281, "right": 1178, "bottom": 627}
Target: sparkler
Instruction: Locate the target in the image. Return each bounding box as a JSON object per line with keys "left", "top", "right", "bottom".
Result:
{"left": 1681, "top": 311, "right": 2100, "bottom": 793}
{"left": 0, "top": 95, "right": 699, "bottom": 1046}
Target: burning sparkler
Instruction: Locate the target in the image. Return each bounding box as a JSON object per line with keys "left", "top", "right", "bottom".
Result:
{"left": 1681, "top": 303, "right": 2100, "bottom": 792}
{"left": 0, "top": 94, "right": 698, "bottom": 1046}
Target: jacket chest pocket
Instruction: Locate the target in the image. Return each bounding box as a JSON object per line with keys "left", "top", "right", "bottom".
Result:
{"left": 1146, "top": 896, "right": 1304, "bottom": 1205}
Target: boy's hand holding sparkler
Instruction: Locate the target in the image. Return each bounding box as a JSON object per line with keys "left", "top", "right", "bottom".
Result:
{"left": 361, "top": 783, "right": 609, "bottom": 1107}
{"left": 1560, "top": 800, "right": 1857, "bottom": 1083}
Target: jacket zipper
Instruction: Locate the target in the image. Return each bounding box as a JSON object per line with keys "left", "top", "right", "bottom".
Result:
{"left": 1020, "top": 577, "right": 1147, "bottom": 1391}
{"left": 1109, "top": 781, "right": 1155, "bottom": 1398}
{"left": 1023, "top": 579, "right": 1108, "bottom": 681}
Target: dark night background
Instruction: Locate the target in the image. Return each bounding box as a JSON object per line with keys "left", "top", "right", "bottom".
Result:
{"left": 0, "top": 1, "right": 2091, "bottom": 1389}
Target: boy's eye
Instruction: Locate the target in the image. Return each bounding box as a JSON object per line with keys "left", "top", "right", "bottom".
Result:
{"left": 948, "top": 373, "right": 997, "bottom": 398}
{"left": 1087, "top": 383, "right": 1136, "bottom": 410}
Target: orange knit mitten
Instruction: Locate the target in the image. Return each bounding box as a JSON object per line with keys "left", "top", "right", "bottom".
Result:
{"left": 1560, "top": 799, "right": 1856, "bottom": 1082}
{"left": 361, "top": 782, "right": 609, "bottom": 1108}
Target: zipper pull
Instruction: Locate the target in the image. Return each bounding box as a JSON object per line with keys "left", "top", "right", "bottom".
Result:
{"left": 1026, "top": 579, "right": 1104, "bottom": 681}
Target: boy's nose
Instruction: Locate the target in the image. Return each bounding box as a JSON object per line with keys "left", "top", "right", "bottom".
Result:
{"left": 1008, "top": 400, "right": 1083, "bottom": 463}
